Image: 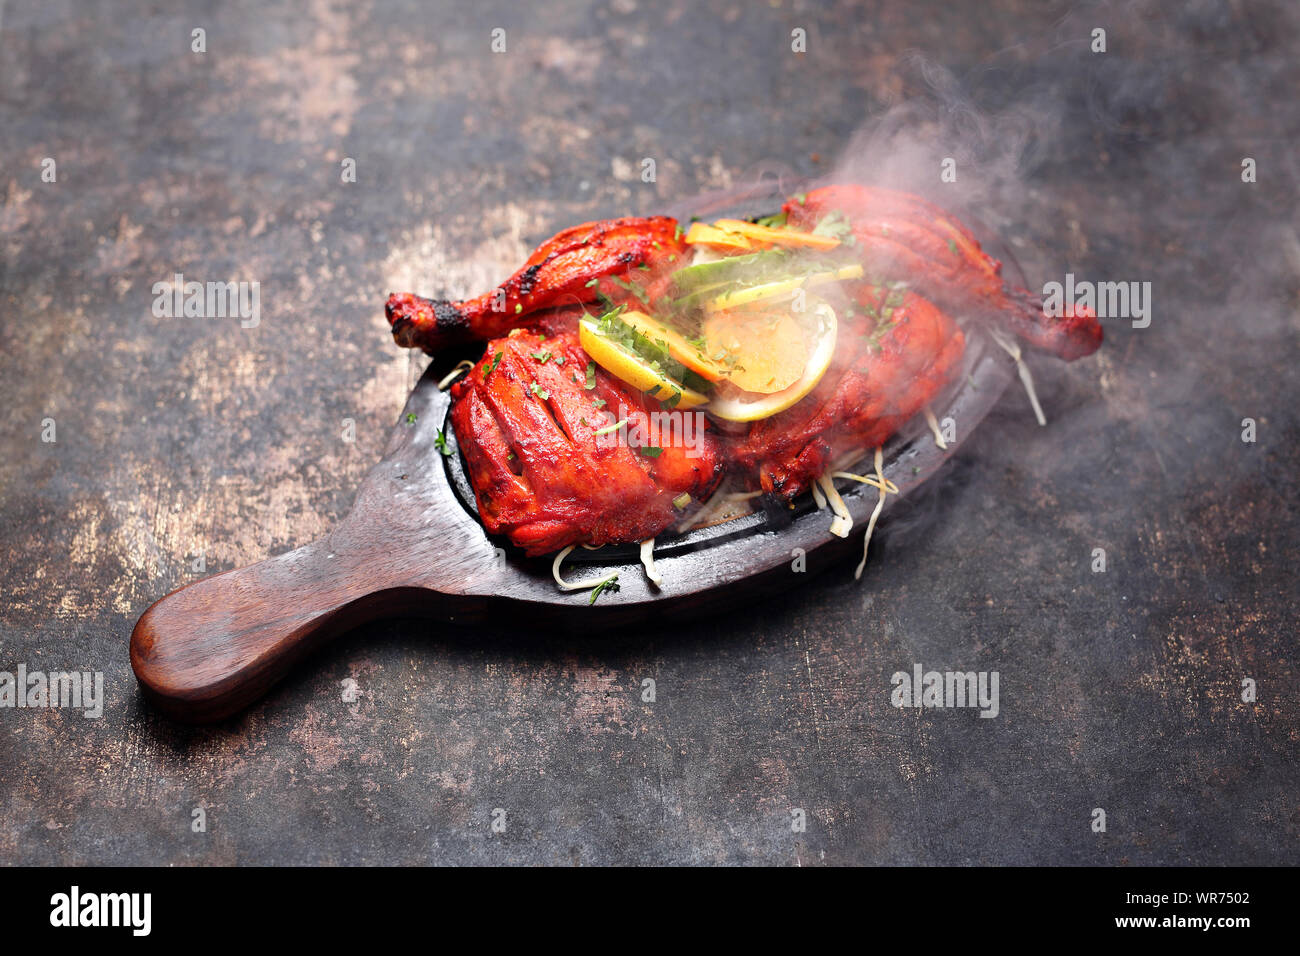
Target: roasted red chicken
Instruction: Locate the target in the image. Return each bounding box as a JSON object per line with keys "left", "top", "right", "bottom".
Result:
{"left": 387, "top": 184, "right": 1102, "bottom": 561}
{"left": 448, "top": 314, "right": 723, "bottom": 557}
{"left": 782, "top": 185, "right": 1102, "bottom": 361}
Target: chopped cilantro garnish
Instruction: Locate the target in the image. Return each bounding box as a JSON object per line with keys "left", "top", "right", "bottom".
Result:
{"left": 529, "top": 382, "right": 549, "bottom": 400}
{"left": 531, "top": 350, "right": 551, "bottom": 363}
{"left": 486, "top": 351, "right": 503, "bottom": 376}
{"left": 591, "top": 305, "right": 711, "bottom": 394}
{"left": 812, "top": 210, "right": 853, "bottom": 241}
{"left": 434, "top": 429, "right": 452, "bottom": 456}
{"left": 609, "top": 275, "right": 650, "bottom": 305}
{"left": 584, "top": 278, "right": 600, "bottom": 288}
{"left": 639, "top": 446, "right": 663, "bottom": 458}
{"left": 591, "top": 397, "right": 606, "bottom": 409}
{"left": 514, "top": 303, "right": 523, "bottom": 314}
{"left": 405, "top": 412, "right": 417, "bottom": 425}
{"left": 584, "top": 361, "right": 597, "bottom": 389}
{"left": 588, "top": 575, "right": 620, "bottom": 604}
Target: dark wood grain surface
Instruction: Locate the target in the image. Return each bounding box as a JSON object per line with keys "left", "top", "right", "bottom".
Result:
{"left": 2, "top": 0, "right": 1297, "bottom": 864}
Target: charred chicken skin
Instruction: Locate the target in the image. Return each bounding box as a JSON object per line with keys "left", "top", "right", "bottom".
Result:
{"left": 448, "top": 316, "right": 723, "bottom": 556}
{"left": 387, "top": 216, "right": 687, "bottom": 353}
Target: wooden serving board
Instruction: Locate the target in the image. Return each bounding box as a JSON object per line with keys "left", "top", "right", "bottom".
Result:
{"left": 130, "top": 181, "right": 1018, "bottom": 722}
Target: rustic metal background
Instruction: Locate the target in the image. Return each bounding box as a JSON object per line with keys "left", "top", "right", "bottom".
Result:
{"left": 1, "top": 0, "right": 1297, "bottom": 865}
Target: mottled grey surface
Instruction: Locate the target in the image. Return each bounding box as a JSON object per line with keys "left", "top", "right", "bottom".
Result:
{"left": 1, "top": 0, "right": 1297, "bottom": 865}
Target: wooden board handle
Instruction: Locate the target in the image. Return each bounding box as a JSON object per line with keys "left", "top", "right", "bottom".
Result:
{"left": 130, "top": 538, "right": 409, "bottom": 722}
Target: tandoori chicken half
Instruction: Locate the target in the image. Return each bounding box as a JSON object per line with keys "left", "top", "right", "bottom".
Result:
{"left": 387, "top": 185, "right": 1102, "bottom": 563}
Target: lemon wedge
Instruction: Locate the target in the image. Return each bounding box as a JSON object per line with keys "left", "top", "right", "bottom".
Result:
{"left": 706, "top": 301, "right": 838, "bottom": 422}
{"left": 579, "top": 315, "right": 710, "bottom": 408}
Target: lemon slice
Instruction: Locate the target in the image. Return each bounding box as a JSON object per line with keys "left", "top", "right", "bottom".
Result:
{"left": 683, "top": 222, "right": 753, "bottom": 253}
{"left": 700, "top": 309, "right": 807, "bottom": 394}
{"left": 579, "top": 316, "right": 710, "bottom": 407}
{"left": 706, "top": 302, "right": 838, "bottom": 422}
{"left": 703, "top": 264, "right": 863, "bottom": 313}
{"left": 710, "top": 219, "right": 842, "bottom": 250}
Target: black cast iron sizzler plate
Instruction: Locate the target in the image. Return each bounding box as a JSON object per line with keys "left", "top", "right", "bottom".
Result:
{"left": 440, "top": 177, "right": 1017, "bottom": 577}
